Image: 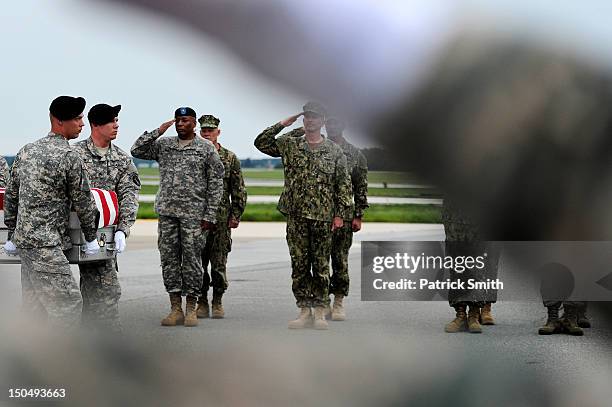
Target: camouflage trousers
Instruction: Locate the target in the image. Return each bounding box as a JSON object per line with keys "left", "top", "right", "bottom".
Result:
{"left": 20, "top": 246, "right": 82, "bottom": 328}
{"left": 543, "top": 301, "right": 587, "bottom": 311}
{"left": 445, "top": 240, "right": 500, "bottom": 308}
{"left": 330, "top": 221, "right": 353, "bottom": 296}
{"left": 201, "top": 225, "right": 231, "bottom": 297}
{"left": 78, "top": 258, "right": 122, "bottom": 333}
{"left": 286, "top": 216, "right": 332, "bottom": 308}
{"left": 158, "top": 215, "right": 205, "bottom": 297}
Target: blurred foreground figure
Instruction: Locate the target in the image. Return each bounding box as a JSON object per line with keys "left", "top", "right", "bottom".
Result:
{"left": 3, "top": 96, "right": 99, "bottom": 328}
{"left": 96, "top": 0, "right": 612, "bottom": 240}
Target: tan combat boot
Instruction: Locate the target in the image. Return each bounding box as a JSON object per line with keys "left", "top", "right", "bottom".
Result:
{"left": 444, "top": 305, "right": 467, "bottom": 333}
{"left": 331, "top": 295, "right": 346, "bottom": 321}
{"left": 561, "top": 305, "right": 584, "bottom": 336}
{"left": 577, "top": 303, "right": 591, "bottom": 328}
{"left": 161, "top": 293, "right": 184, "bottom": 326}
{"left": 538, "top": 306, "right": 561, "bottom": 335}
{"left": 211, "top": 292, "right": 225, "bottom": 319}
{"left": 480, "top": 303, "right": 495, "bottom": 325}
{"left": 467, "top": 305, "right": 482, "bottom": 333}
{"left": 288, "top": 307, "right": 313, "bottom": 329}
{"left": 196, "top": 297, "right": 210, "bottom": 319}
{"left": 184, "top": 295, "right": 198, "bottom": 327}
{"left": 313, "top": 307, "right": 329, "bottom": 330}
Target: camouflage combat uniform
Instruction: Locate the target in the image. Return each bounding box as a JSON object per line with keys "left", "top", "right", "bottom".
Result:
{"left": 72, "top": 137, "right": 141, "bottom": 331}
{"left": 286, "top": 128, "right": 368, "bottom": 297}
{"left": 255, "top": 123, "right": 352, "bottom": 307}
{"left": 131, "top": 129, "right": 224, "bottom": 297}
{"left": 0, "top": 155, "right": 9, "bottom": 187}
{"left": 442, "top": 201, "right": 499, "bottom": 307}
{"left": 4, "top": 133, "right": 99, "bottom": 328}
{"left": 200, "top": 145, "right": 246, "bottom": 297}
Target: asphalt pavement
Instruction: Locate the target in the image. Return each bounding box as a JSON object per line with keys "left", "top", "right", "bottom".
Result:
{"left": 0, "top": 221, "right": 610, "bottom": 406}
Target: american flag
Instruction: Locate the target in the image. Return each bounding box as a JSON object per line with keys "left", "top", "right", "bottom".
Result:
{"left": 0, "top": 187, "right": 118, "bottom": 228}
{"left": 90, "top": 188, "right": 119, "bottom": 228}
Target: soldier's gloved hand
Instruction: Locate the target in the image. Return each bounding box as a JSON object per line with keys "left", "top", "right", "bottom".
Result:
{"left": 114, "top": 231, "right": 126, "bottom": 253}
{"left": 201, "top": 220, "right": 217, "bottom": 231}
{"left": 228, "top": 217, "right": 240, "bottom": 229}
{"left": 3, "top": 240, "right": 18, "bottom": 256}
{"left": 84, "top": 239, "right": 100, "bottom": 256}
{"left": 352, "top": 217, "right": 363, "bottom": 232}
{"left": 331, "top": 216, "right": 344, "bottom": 231}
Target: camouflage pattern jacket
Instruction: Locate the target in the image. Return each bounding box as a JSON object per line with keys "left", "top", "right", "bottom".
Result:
{"left": 216, "top": 145, "right": 247, "bottom": 224}
{"left": 441, "top": 200, "right": 480, "bottom": 242}
{"left": 131, "top": 129, "right": 224, "bottom": 222}
{"left": 4, "top": 133, "right": 99, "bottom": 249}
{"left": 0, "top": 155, "right": 9, "bottom": 187}
{"left": 286, "top": 128, "right": 369, "bottom": 218}
{"left": 255, "top": 123, "right": 352, "bottom": 222}
{"left": 72, "top": 137, "right": 141, "bottom": 236}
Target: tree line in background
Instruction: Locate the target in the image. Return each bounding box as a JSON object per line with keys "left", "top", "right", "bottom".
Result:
{"left": 3, "top": 147, "right": 403, "bottom": 172}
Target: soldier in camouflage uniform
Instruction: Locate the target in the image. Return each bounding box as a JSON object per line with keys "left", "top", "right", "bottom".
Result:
{"left": 255, "top": 102, "right": 352, "bottom": 330}
{"left": 3, "top": 96, "right": 99, "bottom": 328}
{"left": 72, "top": 104, "right": 141, "bottom": 332}
{"left": 196, "top": 115, "right": 247, "bottom": 319}
{"left": 442, "top": 202, "right": 500, "bottom": 333}
{"left": 131, "top": 107, "right": 224, "bottom": 327}
{"left": 0, "top": 155, "right": 9, "bottom": 187}
{"left": 285, "top": 118, "right": 368, "bottom": 321}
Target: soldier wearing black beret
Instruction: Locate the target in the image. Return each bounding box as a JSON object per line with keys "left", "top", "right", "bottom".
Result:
{"left": 72, "top": 102, "right": 141, "bottom": 332}
{"left": 2, "top": 95, "right": 99, "bottom": 328}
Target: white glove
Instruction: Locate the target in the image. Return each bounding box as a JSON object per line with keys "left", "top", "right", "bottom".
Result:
{"left": 3, "top": 240, "right": 18, "bottom": 256}
{"left": 84, "top": 239, "right": 100, "bottom": 256}
{"left": 114, "top": 231, "right": 126, "bottom": 254}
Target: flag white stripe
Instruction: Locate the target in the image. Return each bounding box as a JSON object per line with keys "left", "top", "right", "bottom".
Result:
{"left": 101, "top": 189, "right": 117, "bottom": 226}
{"left": 90, "top": 188, "right": 105, "bottom": 228}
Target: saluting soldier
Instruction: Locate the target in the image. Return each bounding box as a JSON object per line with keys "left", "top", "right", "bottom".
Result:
{"left": 3, "top": 96, "right": 99, "bottom": 328}
{"left": 131, "top": 107, "right": 224, "bottom": 327}
{"left": 72, "top": 103, "right": 141, "bottom": 332}
{"left": 284, "top": 117, "right": 368, "bottom": 321}
{"left": 196, "top": 115, "right": 247, "bottom": 319}
{"left": 255, "top": 102, "right": 352, "bottom": 330}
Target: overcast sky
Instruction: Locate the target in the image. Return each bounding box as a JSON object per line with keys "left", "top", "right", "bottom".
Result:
{"left": 3, "top": 0, "right": 612, "bottom": 159}
{"left": 0, "top": 0, "right": 375, "bottom": 158}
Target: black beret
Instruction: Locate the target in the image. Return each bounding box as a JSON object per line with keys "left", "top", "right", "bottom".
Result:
{"left": 88, "top": 104, "right": 121, "bottom": 126}
{"left": 49, "top": 96, "right": 86, "bottom": 121}
{"left": 174, "top": 107, "right": 196, "bottom": 118}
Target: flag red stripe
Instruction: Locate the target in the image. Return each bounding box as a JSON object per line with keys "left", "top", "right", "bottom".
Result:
{"left": 109, "top": 189, "right": 119, "bottom": 225}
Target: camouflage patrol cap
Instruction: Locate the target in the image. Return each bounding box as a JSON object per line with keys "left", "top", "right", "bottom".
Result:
{"left": 198, "top": 114, "right": 220, "bottom": 129}
{"left": 302, "top": 101, "right": 326, "bottom": 117}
